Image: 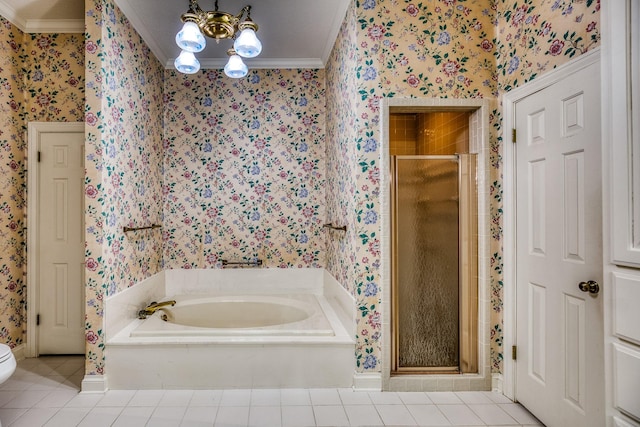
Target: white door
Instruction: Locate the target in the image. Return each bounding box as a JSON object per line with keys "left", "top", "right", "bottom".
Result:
{"left": 37, "top": 128, "right": 85, "bottom": 354}
{"left": 515, "top": 61, "right": 604, "bottom": 426}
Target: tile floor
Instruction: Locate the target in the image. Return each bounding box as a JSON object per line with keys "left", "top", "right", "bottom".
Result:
{"left": 0, "top": 356, "right": 544, "bottom": 426}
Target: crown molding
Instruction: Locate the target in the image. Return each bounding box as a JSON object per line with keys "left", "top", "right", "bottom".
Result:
{"left": 166, "top": 57, "right": 325, "bottom": 71}
{"left": 0, "top": 2, "right": 84, "bottom": 33}
{"left": 24, "top": 19, "right": 84, "bottom": 33}
{"left": 0, "top": 1, "right": 27, "bottom": 30}
{"left": 321, "top": 0, "right": 350, "bottom": 65}
{"left": 114, "top": 0, "right": 171, "bottom": 68}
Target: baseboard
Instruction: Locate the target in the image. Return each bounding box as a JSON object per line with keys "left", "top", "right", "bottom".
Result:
{"left": 352, "top": 372, "right": 382, "bottom": 391}
{"left": 81, "top": 375, "right": 107, "bottom": 393}
{"left": 10, "top": 344, "right": 26, "bottom": 362}
{"left": 492, "top": 373, "right": 504, "bottom": 393}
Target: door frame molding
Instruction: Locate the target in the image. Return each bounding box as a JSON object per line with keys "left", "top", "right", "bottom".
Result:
{"left": 379, "top": 98, "right": 491, "bottom": 391}
{"left": 26, "top": 121, "right": 85, "bottom": 358}
{"left": 502, "top": 48, "right": 600, "bottom": 400}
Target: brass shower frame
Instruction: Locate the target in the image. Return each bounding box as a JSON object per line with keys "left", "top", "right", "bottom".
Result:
{"left": 390, "top": 154, "right": 478, "bottom": 375}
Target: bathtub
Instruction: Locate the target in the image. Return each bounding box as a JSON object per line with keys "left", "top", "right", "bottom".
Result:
{"left": 105, "top": 269, "right": 356, "bottom": 390}
{"left": 131, "top": 294, "right": 335, "bottom": 337}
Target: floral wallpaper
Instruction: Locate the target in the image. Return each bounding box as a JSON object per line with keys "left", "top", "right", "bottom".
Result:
{"left": 0, "top": 18, "right": 27, "bottom": 350}
{"left": 163, "top": 69, "right": 326, "bottom": 269}
{"left": 325, "top": 0, "right": 599, "bottom": 375}
{"left": 491, "top": 0, "right": 600, "bottom": 373}
{"left": 84, "top": 0, "right": 164, "bottom": 375}
{"left": 1, "top": 0, "right": 600, "bottom": 381}
{"left": 496, "top": 0, "right": 601, "bottom": 92}
{"left": 22, "top": 33, "right": 85, "bottom": 121}
{"left": 0, "top": 18, "right": 84, "bottom": 350}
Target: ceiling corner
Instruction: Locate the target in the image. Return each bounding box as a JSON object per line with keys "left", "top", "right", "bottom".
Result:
{"left": 0, "top": 1, "right": 27, "bottom": 31}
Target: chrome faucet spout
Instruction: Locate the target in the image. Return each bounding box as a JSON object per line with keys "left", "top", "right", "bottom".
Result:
{"left": 137, "top": 300, "right": 176, "bottom": 319}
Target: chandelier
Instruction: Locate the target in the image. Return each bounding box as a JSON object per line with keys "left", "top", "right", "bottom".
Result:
{"left": 174, "top": 0, "right": 263, "bottom": 78}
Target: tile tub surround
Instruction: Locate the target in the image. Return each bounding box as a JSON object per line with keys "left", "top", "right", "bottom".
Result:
{"left": 104, "top": 268, "right": 356, "bottom": 390}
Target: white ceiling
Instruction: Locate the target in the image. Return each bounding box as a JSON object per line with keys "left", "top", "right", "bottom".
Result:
{"left": 0, "top": 0, "right": 350, "bottom": 69}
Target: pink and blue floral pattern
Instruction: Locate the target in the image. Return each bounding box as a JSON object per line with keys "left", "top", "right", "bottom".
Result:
{"left": 84, "top": 0, "right": 164, "bottom": 375}
{"left": 163, "top": 69, "right": 326, "bottom": 269}
{"left": 0, "top": 0, "right": 600, "bottom": 379}
{"left": 0, "top": 18, "right": 84, "bottom": 350}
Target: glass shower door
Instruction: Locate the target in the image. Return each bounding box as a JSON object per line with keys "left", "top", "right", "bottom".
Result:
{"left": 392, "top": 156, "right": 463, "bottom": 372}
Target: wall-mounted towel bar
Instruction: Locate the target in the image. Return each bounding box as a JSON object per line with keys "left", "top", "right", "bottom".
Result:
{"left": 323, "top": 223, "right": 347, "bottom": 232}
{"left": 221, "top": 259, "right": 263, "bottom": 268}
{"left": 123, "top": 224, "right": 162, "bottom": 233}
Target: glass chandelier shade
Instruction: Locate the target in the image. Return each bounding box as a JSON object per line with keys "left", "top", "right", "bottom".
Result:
{"left": 224, "top": 53, "right": 248, "bottom": 78}
{"left": 234, "top": 27, "right": 262, "bottom": 58}
{"left": 174, "top": 50, "right": 201, "bottom": 74}
{"left": 175, "top": 21, "right": 206, "bottom": 53}
{"left": 175, "top": 1, "right": 262, "bottom": 77}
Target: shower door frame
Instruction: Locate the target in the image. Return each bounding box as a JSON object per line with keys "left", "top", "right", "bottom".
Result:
{"left": 378, "top": 98, "right": 490, "bottom": 392}
{"left": 390, "top": 154, "right": 478, "bottom": 375}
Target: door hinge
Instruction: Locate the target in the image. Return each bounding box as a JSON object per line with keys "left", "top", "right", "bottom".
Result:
{"left": 512, "top": 345, "right": 517, "bottom": 360}
{"left": 37, "top": 151, "right": 41, "bottom": 162}
{"left": 512, "top": 128, "right": 517, "bottom": 143}
{"left": 36, "top": 314, "right": 40, "bottom": 326}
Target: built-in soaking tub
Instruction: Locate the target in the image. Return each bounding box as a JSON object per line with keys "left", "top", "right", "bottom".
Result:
{"left": 131, "top": 294, "right": 335, "bottom": 337}
{"left": 105, "top": 269, "right": 355, "bottom": 390}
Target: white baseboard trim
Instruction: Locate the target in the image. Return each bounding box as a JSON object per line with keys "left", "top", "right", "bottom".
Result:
{"left": 81, "top": 375, "right": 107, "bottom": 393}
{"left": 10, "top": 344, "right": 26, "bottom": 362}
{"left": 352, "top": 372, "right": 382, "bottom": 391}
{"left": 492, "top": 373, "right": 504, "bottom": 393}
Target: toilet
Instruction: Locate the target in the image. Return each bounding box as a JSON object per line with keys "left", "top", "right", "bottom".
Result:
{"left": 0, "top": 344, "right": 16, "bottom": 427}
{"left": 0, "top": 343, "right": 16, "bottom": 386}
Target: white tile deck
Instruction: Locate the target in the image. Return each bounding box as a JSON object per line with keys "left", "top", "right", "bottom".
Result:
{"left": 0, "top": 356, "right": 545, "bottom": 426}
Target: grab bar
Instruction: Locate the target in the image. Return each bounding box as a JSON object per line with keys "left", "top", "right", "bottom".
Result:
{"left": 323, "top": 223, "right": 347, "bottom": 232}
{"left": 221, "top": 259, "right": 263, "bottom": 268}
{"left": 123, "top": 224, "right": 162, "bottom": 233}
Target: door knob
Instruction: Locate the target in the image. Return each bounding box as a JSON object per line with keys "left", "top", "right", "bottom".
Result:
{"left": 578, "top": 280, "right": 600, "bottom": 295}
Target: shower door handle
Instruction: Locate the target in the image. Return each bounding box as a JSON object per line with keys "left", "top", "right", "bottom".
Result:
{"left": 578, "top": 280, "right": 600, "bottom": 295}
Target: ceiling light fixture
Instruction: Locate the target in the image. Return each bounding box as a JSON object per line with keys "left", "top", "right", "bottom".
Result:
{"left": 175, "top": 0, "right": 262, "bottom": 77}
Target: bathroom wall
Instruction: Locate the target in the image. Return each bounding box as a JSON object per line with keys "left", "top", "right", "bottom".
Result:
{"left": 325, "top": 0, "right": 600, "bottom": 375}
{"left": 0, "top": 19, "right": 84, "bottom": 350}
{"left": 162, "top": 69, "right": 326, "bottom": 269}
{"left": 84, "top": 0, "right": 164, "bottom": 375}
{"left": 0, "top": 0, "right": 603, "bottom": 382}
{"left": 326, "top": 0, "right": 495, "bottom": 373}
{"left": 491, "top": 0, "right": 601, "bottom": 373}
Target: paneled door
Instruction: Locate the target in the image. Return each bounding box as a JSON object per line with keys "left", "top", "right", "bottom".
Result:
{"left": 37, "top": 126, "right": 85, "bottom": 354}
{"left": 515, "top": 60, "right": 604, "bottom": 426}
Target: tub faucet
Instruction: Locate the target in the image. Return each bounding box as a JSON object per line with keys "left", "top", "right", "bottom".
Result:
{"left": 137, "top": 300, "right": 176, "bottom": 319}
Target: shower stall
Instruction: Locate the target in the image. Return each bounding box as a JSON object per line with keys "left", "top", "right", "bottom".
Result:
{"left": 391, "top": 154, "right": 478, "bottom": 374}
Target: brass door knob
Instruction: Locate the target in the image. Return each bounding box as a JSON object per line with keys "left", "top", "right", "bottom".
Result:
{"left": 578, "top": 280, "right": 600, "bottom": 295}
